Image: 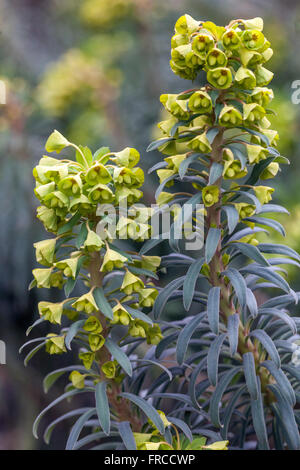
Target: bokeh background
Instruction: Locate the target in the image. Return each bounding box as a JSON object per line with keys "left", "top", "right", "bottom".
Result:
{"left": 1, "top": 0, "right": 300, "bottom": 450}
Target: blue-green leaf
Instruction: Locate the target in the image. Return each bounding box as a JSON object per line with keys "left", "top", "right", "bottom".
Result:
{"left": 250, "top": 330, "right": 280, "bottom": 368}
{"left": 105, "top": 338, "right": 132, "bottom": 377}
{"left": 95, "top": 381, "right": 110, "bottom": 435}
{"left": 207, "top": 334, "right": 227, "bottom": 386}
{"left": 121, "top": 393, "right": 164, "bottom": 435}
{"left": 207, "top": 287, "right": 220, "bottom": 335}
{"left": 65, "top": 320, "right": 85, "bottom": 351}
{"left": 118, "top": 421, "right": 137, "bottom": 450}
{"left": 243, "top": 352, "right": 258, "bottom": 400}
{"left": 154, "top": 276, "right": 185, "bottom": 319}
{"left": 66, "top": 408, "right": 96, "bottom": 450}
{"left": 227, "top": 314, "right": 239, "bottom": 357}
{"left": 205, "top": 228, "right": 221, "bottom": 264}
{"left": 93, "top": 287, "right": 114, "bottom": 320}
{"left": 183, "top": 258, "right": 205, "bottom": 311}
{"left": 176, "top": 312, "right": 206, "bottom": 365}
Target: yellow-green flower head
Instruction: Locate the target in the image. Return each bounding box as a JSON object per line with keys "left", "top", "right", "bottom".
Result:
{"left": 45, "top": 334, "right": 66, "bottom": 355}
{"left": 223, "top": 158, "right": 247, "bottom": 180}
{"left": 254, "top": 186, "right": 274, "bottom": 204}
{"left": 100, "top": 247, "right": 127, "bottom": 272}
{"left": 34, "top": 238, "right": 56, "bottom": 266}
{"left": 250, "top": 87, "right": 274, "bottom": 107}
{"left": 219, "top": 105, "right": 243, "bottom": 127}
{"left": 146, "top": 324, "right": 163, "bottom": 345}
{"left": 237, "top": 233, "right": 259, "bottom": 246}
{"left": 202, "top": 440, "right": 229, "bottom": 451}
{"left": 243, "top": 103, "right": 265, "bottom": 126}
{"left": 188, "top": 90, "right": 212, "bottom": 113}
{"left": 171, "top": 44, "right": 193, "bottom": 69}
{"left": 121, "top": 271, "right": 144, "bottom": 295}
{"left": 260, "top": 162, "right": 279, "bottom": 180}
{"left": 138, "top": 288, "right": 158, "bottom": 308}
{"left": 156, "top": 169, "right": 176, "bottom": 186}
{"left": 113, "top": 166, "right": 144, "bottom": 188}
{"left": 50, "top": 271, "right": 64, "bottom": 289}
{"left": 69, "top": 370, "right": 86, "bottom": 389}
{"left": 32, "top": 267, "right": 53, "bottom": 288}
{"left": 58, "top": 174, "right": 82, "bottom": 197}
{"left": 88, "top": 333, "right": 105, "bottom": 352}
{"left": 188, "top": 132, "right": 212, "bottom": 153}
{"left": 56, "top": 256, "right": 79, "bottom": 279}
{"left": 222, "top": 28, "right": 240, "bottom": 49}
{"left": 242, "top": 29, "right": 265, "bottom": 50}
{"left": 34, "top": 158, "right": 69, "bottom": 184}
{"left": 185, "top": 49, "right": 204, "bottom": 69}
{"left": 234, "top": 203, "right": 256, "bottom": 219}
{"left": 207, "top": 67, "right": 233, "bottom": 89}
{"left": 246, "top": 144, "right": 268, "bottom": 164}
{"left": 171, "top": 33, "right": 189, "bottom": 49}
{"left": 38, "top": 301, "right": 63, "bottom": 324}
{"left": 79, "top": 351, "right": 95, "bottom": 370}
{"left": 255, "top": 65, "right": 274, "bottom": 87}
{"left": 174, "top": 14, "right": 200, "bottom": 35}
{"left": 45, "top": 129, "right": 70, "bottom": 154}
{"left": 202, "top": 185, "right": 219, "bottom": 207}
{"left": 192, "top": 32, "right": 214, "bottom": 57}
{"left": 85, "top": 163, "right": 112, "bottom": 186}
{"left": 165, "top": 154, "right": 187, "bottom": 172}
{"left": 69, "top": 194, "right": 93, "bottom": 214}
{"left": 111, "top": 303, "right": 131, "bottom": 326}
{"left": 101, "top": 361, "right": 117, "bottom": 379}
{"left": 206, "top": 48, "right": 227, "bottom": 69}
{"left": 160, "top": 94, "right": 190, "bottom": 120}
{"left": 235, "top": 66, "right": 256, "bottom": 89}
{"left": 36, "top": 206, "right": 58, "bottom": 233}
{"left": 83, "top": 316, "right": 103, "bottom": 334}
{"left": 262, "top": 129, "right": 279, "bottom": 148}
{"left": 141, "top": 255, "right": 161, "bottom": 272}
{"left": 115, "top": 187, "right": 143, "bottom": 205}
{"left": 156, "top": 191, "right": 174, "bottom": 207}
{"left": 239, "top": 49, "right": 262, "bottom": 68}
{"left": 34, "top": 182, "right": 56, "bottom": 202}
{"left": 83, "top": 230, "right": 104, "bottom": 252}
{"left": 72, "top": 291, "right": 98, "bottom": 314}
{"left": 170, "top": 59, "right": 197, "bottom": 80}
{"left": 129, "top": 320, "right": 147, "bottom": 338}
{"left": 113, "top": 147, "right": 140, "bottom": 168}
{"left": 44, "top": 191, "right": 69, "bottom": 211}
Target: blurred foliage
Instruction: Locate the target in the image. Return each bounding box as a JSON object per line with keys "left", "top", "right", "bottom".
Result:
{"left": 1, "top": 0, "right": 300, "bottom": 449}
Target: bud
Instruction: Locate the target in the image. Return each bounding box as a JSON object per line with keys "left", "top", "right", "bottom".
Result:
{"left": 86, "top": 163, "right": 112, "bottom": 186}
{"left": 101, "top": 361, "right": 117, "bottom": 379}
{"left": 45, "top": 334, "right": 66, "bottom": 355}
{"left": 111, "top": 303, "right": 131, "bottom": 326}
{"left": 138, "top": 288, "right": 158, "bottom": 308}
{"left": 69, "top": 371, "right": 86, "bottom": 389}
{"left": 219, "top": 105, "right": 243, "bottom": 127}
{"left": 234, "top": 203, "right": 256, "bottom": 219}
{"left": 72, "top": 291, "right": 98, "bottom": 314}
{"left": 145, "top": 324, "right": 163, "bottom": 345}
{"left": 254, "top": 186, "right": 274, "bottom": 204}
{"left": 100, "top": 247, "right": 127, "bottom": 272}
{"left": 206, "top": 48, "right": 227, "bottom": 69}
{"left": 260, "top": 162, "right": 279, "bottom": 180}
{"left": 45, "top": 130, "right": 70, "bottom": 154}
{"left": 58, "top": 174, "right": 82, "bottom": 197}
{"left": 192, "top": 33, "right": 214, "bottom": 57}
{"left": 88, "top": 333, "right": 105, "bottom": 352}
{"left": 56, "top": 256, "right": 79, "bottom": 279}
{"left": 235, "top": 66, "right": 256, "bottom": 89}
{"left": 207, "top": 67, "right": 233, "bottom": 89}
{"left": 83, "top": 230, "right": 104, "bottom": 252}
{"left": 34, "top": 238, "right": 56, "bottom": 266}
{"left": 113, "top": 147, "right": 140, "bottom": 168}
{"left": 83, "top": 316, "right": 103, "bottom": 334}
{"left": 129, "top": 320, "right": 147, "bottom": 338}
{"left": 79, "top": 351, "right": 95, "bottom": 370}
{"left": 202, "top": 185, "right": 219, "bottom": 207}
{"left": 222, "top": 29, "right": 240, "bottom": 49}
{"left": 188, "top": 90, "right": 212, "bottom": 113}
{"left": 188, "top": 132, "right": 212, "bottom": 153}
{"left": 174, "top": 14, "right": 199, "bottom": 35}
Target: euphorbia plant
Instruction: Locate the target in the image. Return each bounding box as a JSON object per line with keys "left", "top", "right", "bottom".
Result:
{"left": 145, "top": 14, "right": 300, "bottom": 450}
{"left": 25, "top": 129, "right": 227, "bottom": 450}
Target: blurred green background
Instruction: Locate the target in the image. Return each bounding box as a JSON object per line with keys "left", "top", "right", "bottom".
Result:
{"left": 1, "top": 0, "right": 300, "bottom": 449}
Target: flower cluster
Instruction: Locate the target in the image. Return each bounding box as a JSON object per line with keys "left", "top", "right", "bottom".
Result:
{"left": 31, "top": 130, "right": 162, "bottom": 388}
